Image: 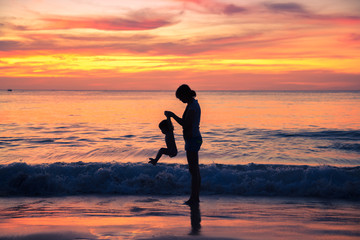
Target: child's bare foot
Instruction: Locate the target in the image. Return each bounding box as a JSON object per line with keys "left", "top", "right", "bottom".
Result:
{"left": 148, "top": 158, "right": 157, "bottom": 166}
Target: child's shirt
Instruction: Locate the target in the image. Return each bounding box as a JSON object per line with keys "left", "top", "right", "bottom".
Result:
{"left": 165, "top": 131, "right": 177, "bottom": 157}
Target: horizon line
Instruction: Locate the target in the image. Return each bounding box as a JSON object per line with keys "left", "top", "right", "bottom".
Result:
{"left": 2, "top": 89, "right": 360, "bottom": 92}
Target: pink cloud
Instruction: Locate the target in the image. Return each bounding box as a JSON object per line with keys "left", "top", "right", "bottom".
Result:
{"left": 264, "top": 2, "right": 307, "bottom": 13}
{"left": 39, "top": 15, "right": 178, "bottom": 31}
{"left": 311, "top": 15, "right": 360, "bottom": 25}
{"left": 176, "top": 0, "right": 247, "bottom": 15}
{"left": 263, "top": 2, "right": 360, "bottom": 25}
{"left": 349, "top": 33, "right": 360, "bottom": 41}
{"left": 223, "top": 4, "right": 247, "bottom": 15}
{"left": 4, "top": 8, "right": 181, "bottom": 32}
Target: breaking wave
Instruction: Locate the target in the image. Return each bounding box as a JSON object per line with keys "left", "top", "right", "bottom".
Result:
{"left": 0, "top": 162, "right": 359, "bottom": 199}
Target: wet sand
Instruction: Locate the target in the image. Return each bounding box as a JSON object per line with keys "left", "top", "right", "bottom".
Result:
{"left": 0, "top": 196, "right": 359, "bottom": 240}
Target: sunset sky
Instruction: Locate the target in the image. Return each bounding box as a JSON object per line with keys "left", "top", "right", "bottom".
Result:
{"left": 1, "top": 0, "right": 359, "bottom": 90}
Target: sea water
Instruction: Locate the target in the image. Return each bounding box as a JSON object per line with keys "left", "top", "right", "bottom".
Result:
{"left": 1, "top": 90, "right": 360, "bottom": 198}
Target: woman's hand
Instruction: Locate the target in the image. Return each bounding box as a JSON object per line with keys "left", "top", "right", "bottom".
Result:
{"left": 164, "top": 111, "right": 174, "bottom": 118}
{"left": 165, "top": 111, "right": 183, "bottom": 126}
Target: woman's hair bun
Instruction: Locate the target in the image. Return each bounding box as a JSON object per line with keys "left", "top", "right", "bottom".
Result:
{"left": 176, "top": 84, "right": 196, "bottom": 99}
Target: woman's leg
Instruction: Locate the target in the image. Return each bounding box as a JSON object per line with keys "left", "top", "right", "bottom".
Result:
{"left": 187, "top": 150, "right": 201, "bottom": 203}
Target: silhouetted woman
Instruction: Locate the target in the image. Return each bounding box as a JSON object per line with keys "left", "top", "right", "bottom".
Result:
{"left": 165, "top": 84, "right": 202, "bottom": 205}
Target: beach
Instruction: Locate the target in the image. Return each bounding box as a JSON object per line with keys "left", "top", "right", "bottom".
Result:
{"left": 0, "top": 195, "right": 359, "bottom": 240}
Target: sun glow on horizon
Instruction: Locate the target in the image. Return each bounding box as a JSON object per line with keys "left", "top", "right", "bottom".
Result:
{"left": 1, "top": 0, "right": 359, "bottom": 90}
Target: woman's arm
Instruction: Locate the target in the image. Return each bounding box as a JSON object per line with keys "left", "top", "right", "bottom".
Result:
{"left": 165, "top": 111, "right": 183, "bottom": 126}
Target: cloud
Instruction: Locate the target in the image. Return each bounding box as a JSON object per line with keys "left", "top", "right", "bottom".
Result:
{"left": 349, "top": 33, "right": 360, "bottom": 41}
{"left": 263, "top": 2, "right": 360, "bottom": 25}
{"left": 1, "top": 28, "right": 263, "bottom": 54}
{"left": 176, "top": 0, "right": 247, "bottom": 15}
{"left": 40, "top": 15, "right": 178, "bottom": 31}
{"left": 7, "top": 8, "right": 181, "bottom": 32}
{"left": 0, "top": 40, "right": 21, "bottom": 51}
{"left": 223, "top": 4, "right": 247, "bottom": 15}
{"left": 264, "top": 2, "right": 307, "bottom": 14}
{"left": 56, "top": 33, "right": 154, "bottom": 43}
{"left": 311, "top": 15, "right": 360, "bottom": 25}
{"left": 0, "top": 20, "right": 29, "bottom": 32}
{"left": 0, "top": 38, "right": 61, "bottom": 52}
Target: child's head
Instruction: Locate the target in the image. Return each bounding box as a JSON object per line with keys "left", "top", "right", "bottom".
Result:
{"left": 159, "top": 119, "right": 173, "bottom": 134}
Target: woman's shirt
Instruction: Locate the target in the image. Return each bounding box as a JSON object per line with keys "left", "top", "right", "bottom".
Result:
{"left": 182, "top": 99, "right": 201, "bottom": 139}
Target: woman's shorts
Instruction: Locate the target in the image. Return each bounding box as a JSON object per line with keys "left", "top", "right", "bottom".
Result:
{"left": 185, "top": 136, "right": 202, "bottom": 152}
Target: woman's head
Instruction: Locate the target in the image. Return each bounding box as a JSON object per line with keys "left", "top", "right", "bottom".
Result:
{"left": 176, "top": 84, "right": 196, "bottom": 103}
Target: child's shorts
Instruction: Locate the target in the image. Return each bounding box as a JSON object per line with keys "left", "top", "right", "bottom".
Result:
{"left": 185, "top": 136, "right": 202, "bottom": 152}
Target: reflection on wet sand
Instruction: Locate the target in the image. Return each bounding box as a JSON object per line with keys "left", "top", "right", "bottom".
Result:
{"left": 189, "top": 203, "right": 201, "bottom": 235}
{"left": 0, "top": 196, "right": 359, "bottom": 240}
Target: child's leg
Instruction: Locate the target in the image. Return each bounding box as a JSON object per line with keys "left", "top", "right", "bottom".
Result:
{"left": 155, "top": 148, "right": 168, "bottom": 161}
{"left": 149, "top": 148, "right": 169, "bottom": 165}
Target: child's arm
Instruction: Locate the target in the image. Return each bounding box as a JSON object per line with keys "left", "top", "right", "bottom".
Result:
{"left": 166, "top": 115, "right": 174, "bottom": 130}
{"left": 165, "top": 111, "right": 183, "bottom": 126}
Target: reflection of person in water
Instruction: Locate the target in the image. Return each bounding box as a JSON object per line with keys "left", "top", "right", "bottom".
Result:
{"left": 149, "top": 117, "right": 177, "bottom": 166}
{"left": 189, "top": 203, "right": 201, "bottom": 235}
{"left": 165, "top": 84, "right": 202, "bottom": 205}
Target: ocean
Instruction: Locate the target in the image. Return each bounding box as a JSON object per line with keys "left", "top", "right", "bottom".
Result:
{"left": 1, "top": 90, "right": 360, "bottom": 240}
{"left": 1, "top": 90, "right": 360, "bottom": 199}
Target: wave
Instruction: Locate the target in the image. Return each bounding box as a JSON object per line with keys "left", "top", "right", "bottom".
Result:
{"left": 0, "top": 162, "right": 359, "bottom": 199}
{"left": 207, "top": 128, "right": 360, "bottom": 140}
{"left": 317, "top": 143, "right": 360, "bottom": 153}
{"left": 271, "top": 129, "right": 360, "bottom": 141}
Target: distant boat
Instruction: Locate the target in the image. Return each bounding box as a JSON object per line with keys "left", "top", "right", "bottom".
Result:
{"left": 7, "top": 89, "right": 13, "bottom": 91}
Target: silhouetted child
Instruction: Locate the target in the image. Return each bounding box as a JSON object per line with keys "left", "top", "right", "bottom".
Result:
{"left": 149, "top": 117, "right": 177, "bottom": 165}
